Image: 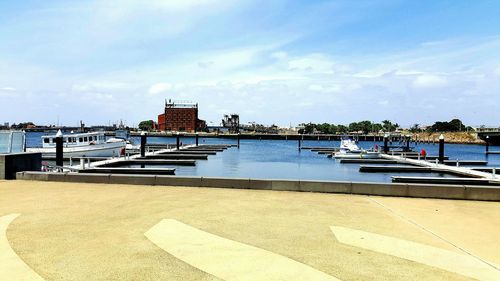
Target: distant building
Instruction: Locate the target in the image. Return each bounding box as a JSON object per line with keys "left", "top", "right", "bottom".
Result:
{"left": 157, "top": 99, "right": 206, "bottom": 132}
{"left": 222, "top": 114, "right": 240, "bottom": 133}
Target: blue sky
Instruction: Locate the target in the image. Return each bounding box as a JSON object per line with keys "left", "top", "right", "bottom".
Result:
{"left": 1, "top": 0, "right": 499, "bottom": 127}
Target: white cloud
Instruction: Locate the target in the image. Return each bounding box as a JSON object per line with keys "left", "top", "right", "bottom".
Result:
{"left": 1, "top": 87, "right": 16, "bottom": 91}
{"left": 288, "top": 54, "right": 335, "bottom": 73}
{"left": 148, "top": 83, "right": 172, "bottom": 95}
{"left": 271, "top": 51, "right": 288, "bottom": 60}
{"left": 495, "top": 67, "right": 500, "bottom": 77}
{"left": 412, "top": 74, "right": 448, "bottom": 88}
{"left": 308, "top": 84, "right": 324, "bottom": 91}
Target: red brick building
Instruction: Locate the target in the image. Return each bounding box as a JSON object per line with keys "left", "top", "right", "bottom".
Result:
{"left": 157, "top": 100, "right": 206, "bottom": 132}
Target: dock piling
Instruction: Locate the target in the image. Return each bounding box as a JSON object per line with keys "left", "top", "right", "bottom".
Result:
{"left": 383, "top": 135, "right": 389, "bottom": 154}
{"left": 176, "top": 132, "right": 180, "bottom": 150}
{"left": 486, "top": 136, "right": 489, "bottom": 153}
{"left": 438, "top": 134, "right": 445, "bottom": 164}
{"left": 237, "top": 133, "right": 240, "bottom": 148}
{"left": 195, "top": 133, "right": 199, "bottom": 147}
{"left": 140, "top": 132, "right": 147, "bottom": 157}
{"left": 55, "top": 130, "right": 63, "bottom": 168}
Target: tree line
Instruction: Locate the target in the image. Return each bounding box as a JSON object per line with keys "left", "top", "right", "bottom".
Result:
{"left": 298, "top": 120, "right": 399, "bottom": 134}
{"left": 299, "top": 119, "right": 473, "bottom": 134}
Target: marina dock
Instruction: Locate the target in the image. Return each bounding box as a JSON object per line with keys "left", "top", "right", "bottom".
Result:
{"left": 80, "top": 167, "right": 176, "bottom": 175}
{"left": 102, "top": 159, "right": 197, "bottom": 166}
{"left": 340, "top": 159, "right": 399, "bottom": 164}
{"left": 392, "top": 176, "right": 500, "bottom": 185}
{"left": 379, "top": 154, "right": 499, "bottom": 184}
{"left": 138, "top": 154, "right": 209, "bottom": 160}
{"left": 360, "top": 165, "right": 434, "bottom": 173}
{"left": 68, "top": 143, "right": 235, "bottom": 175}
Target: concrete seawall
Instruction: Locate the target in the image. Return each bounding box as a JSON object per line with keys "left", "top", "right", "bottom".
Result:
{"left": 15, "top": 172, "right": 500, "bottom": 201}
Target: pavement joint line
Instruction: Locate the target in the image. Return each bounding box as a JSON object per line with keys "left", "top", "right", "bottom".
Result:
{"left": 330, "top": 225, "right": 500, "bottom": 281}
{"left": 367, "top": 197, "right": 500, "bottom": 273}
{"left": 0, "top": 214, "right": 44, "bottom": 281}
{"left": 145, "top": 219, "right": 341, "bottom": 281}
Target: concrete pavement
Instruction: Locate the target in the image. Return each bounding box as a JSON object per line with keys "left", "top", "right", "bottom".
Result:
{"left": 0, "top": 180, "right": 499, "bottom": 280}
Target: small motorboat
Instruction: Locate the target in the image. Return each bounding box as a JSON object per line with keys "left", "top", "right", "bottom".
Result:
{"left": 333, "top": 138, "right": 380, "bottom": 159}
{"left": 106, "top": 130, "right": 140, "bottom": 154}
{"left": 27, "top": 130, "right": 126, "bottom": 157}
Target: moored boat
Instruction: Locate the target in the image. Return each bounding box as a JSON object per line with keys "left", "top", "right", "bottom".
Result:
{"left": 333, "top": 138, "right": 380, "bottom": 159}
{"left": 27, "top": 130, "right": 126, "bottom": 157}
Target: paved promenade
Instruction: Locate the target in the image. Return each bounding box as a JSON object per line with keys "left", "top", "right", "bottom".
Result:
{"left": 1, "top": 180, "right": 499, "bottom": 280}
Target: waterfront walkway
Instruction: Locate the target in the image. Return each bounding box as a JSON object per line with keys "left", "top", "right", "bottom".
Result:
{"left": 1, "top": 180, "right": 499, "bottom": 280}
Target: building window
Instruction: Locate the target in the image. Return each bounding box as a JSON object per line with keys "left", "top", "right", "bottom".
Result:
{"left": 43, "top": 138, "right": 49, "bottom": 143}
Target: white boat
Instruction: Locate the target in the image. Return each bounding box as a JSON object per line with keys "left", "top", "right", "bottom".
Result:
{"left": 106, "top": 130, "right": 140, "bottom": 153}
{"left": 333, "top": 139, "right": 380, "bottom": 159}
{"left": 27, "top": 130, "right": 126, "bottom": 157}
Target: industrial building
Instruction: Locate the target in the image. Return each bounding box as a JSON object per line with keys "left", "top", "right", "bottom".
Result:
{"left": 157, "top": 100, "right": 206, "bottom": 132}
{"left": 222, "top": 114, "right": 240, "bottom": 133}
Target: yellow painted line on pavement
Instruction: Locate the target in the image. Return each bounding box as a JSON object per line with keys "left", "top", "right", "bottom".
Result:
{"left": 0, "top": 214, "right": 44, "bottom": 281}
{"left": 145, "top": 219, "right": 340, "bottom": 281}
{"left": 331, "top": 225, "right": 500, "bottom": 281}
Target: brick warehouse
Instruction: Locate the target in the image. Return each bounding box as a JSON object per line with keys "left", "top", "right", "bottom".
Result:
{"left": 157, "top": 100, "right": 206, "bottom": 132}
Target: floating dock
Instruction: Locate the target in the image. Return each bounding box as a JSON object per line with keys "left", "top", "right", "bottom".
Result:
{"left": 79, "top": 167, "right": 176, "bottom": 175}
{"left": 101, "top": 159, "right": 197, "bottom": 167}
{"left": 159, "top": 151, "right": 217, "bottom": 155}
{"left": 360, "top": 165, "right": 433, "bottom": 173}
{"left": 339, "top": 159, "right": 399, "bottom": 164}
{"left": 138, "top": 154, "right": 209, "bottom": 160}
{"left": 379, "top": 154, "right": 499, "bottom": 184}
{"left": 69, "top": 144, "right": 234, "bottom": 174}
{"left": 442, "top": 160, "right": 488, "bottom": 166}
{"left": 392, "top": 176, "right": 500, "bottom": 186}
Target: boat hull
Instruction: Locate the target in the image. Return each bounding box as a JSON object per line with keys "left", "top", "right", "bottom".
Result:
{"left": 27, "top": 142, "right": 125, "bottom": 158}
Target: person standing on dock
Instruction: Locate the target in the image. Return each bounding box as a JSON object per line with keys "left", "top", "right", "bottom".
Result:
{"left": 421, "top": 149, "right": 427, "bottom": 160}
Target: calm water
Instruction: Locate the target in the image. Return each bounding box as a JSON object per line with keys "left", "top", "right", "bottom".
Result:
{"left": 27, "top": 132, "right": 500, "bottom": 182}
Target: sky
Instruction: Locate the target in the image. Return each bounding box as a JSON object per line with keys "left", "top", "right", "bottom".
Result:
{"left": 0, "top": 0, "right": 499, "bottom": 128}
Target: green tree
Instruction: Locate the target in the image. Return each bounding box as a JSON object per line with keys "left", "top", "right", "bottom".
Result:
{"left": 382, "top": 120, "right": 398, "bottom": 132}
{"left": 138, "top": 120, "right": 154, "bottom": 131}
{"left": 409, "top": 124, "right": 420, "bottom": 133}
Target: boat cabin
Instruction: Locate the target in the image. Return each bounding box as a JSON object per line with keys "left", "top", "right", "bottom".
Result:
{"left": 42, "top": 132, "right": 107, "bottom": 148}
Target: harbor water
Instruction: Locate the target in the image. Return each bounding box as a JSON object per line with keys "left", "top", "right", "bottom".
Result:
{"left": 27, "top": 132, "right": 500, "bottom": 183}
